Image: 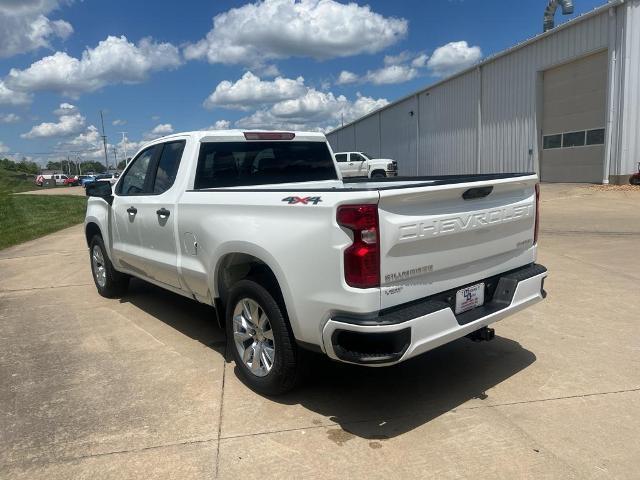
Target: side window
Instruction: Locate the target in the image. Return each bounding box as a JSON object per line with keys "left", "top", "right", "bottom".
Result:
{"left": 335, "top": 153, "right": 347, "bottom": 163}
{"left": 351, "top": 153, "right": 365, "bottom": 162}
{"left": 153, "top": 141, "right": 185, "bottom": 193}
{"left": 118, "top": 146, "right": 156, "bottom": 195}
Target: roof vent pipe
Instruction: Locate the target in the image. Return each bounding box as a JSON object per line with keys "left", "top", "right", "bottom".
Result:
{"left": 543, "top": 0, "right": 575, "bottom": 32}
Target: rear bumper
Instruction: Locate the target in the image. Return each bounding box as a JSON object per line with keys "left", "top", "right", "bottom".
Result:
{"left": 322, "top": 263, "right": 547, "bottom": 366}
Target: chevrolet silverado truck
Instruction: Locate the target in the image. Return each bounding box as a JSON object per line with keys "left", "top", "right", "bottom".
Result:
{"left": 333, "top": 151, "right": 397, "bottom": 178}
{"left": 85, "top": 130, "right": 547, "bottom": 395}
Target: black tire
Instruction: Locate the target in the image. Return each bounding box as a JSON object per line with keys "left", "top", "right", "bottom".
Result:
{"left": 225, "top": 279, "right": 300, "bottom": 395}
{"left": 371, "top": 171, "right": 386, "bottom": 178}
{"left": 630, "top": 175, "right": 640, "bottom": 186}
{"left": 89, "top": 235, "right": 129, "bottom": 298}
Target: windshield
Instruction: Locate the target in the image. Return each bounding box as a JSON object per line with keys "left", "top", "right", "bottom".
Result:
{"left": 194, "top": 141, "right": 337, "bottom": 189}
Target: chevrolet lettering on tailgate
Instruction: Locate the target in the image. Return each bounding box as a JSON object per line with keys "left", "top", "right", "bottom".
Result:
{"left": 398, "top": 204, "right": 533, "bottom": 241}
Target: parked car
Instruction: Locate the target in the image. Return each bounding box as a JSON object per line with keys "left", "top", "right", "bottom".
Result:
{"left": 95, "top": 173, "right": 120, "bottom": 185}
{"left": 81, "top": 175, "right": 97, "bottom": 188}
{"left": 35, "top": 173, "right": 68, "bottom": 186}
{"left": 85, "top": 130, "right": 547, "bottom": 394}
{"left": 77, "top": 175, "right": 93, "bottom": 185}
{"left": 333, "top": 151, "right": 398, "bottom": 178}
{"left": 64, "top": 175, "right": 81, "bottom": 186}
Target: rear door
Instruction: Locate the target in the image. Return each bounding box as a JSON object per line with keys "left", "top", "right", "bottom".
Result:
{"left": 377, "top": 176, "right": 538, "bottom": 309}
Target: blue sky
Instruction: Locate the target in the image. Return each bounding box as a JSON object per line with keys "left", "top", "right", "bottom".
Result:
{"left": 0, "top": 0, "right": 606, "bottom": 165}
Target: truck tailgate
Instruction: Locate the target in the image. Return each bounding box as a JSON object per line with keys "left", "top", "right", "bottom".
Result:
{"left": 377, "top": 175, "right": 538, "bottom": 309}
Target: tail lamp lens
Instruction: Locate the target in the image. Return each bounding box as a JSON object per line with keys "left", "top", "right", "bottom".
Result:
{"left": 337, "top": 204, "right": 380, "bottom": 288}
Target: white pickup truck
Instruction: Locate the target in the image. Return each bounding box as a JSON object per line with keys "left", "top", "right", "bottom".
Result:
{"left": 85, "top": 130, "right": 547, "bottom": 394}
{"left": 334, "top": 151, "right": 397, "bottom": 178}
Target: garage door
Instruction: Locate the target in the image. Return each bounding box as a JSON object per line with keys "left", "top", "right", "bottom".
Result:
{"left": 541, "top": 51, "right": 607, "bottom": 183}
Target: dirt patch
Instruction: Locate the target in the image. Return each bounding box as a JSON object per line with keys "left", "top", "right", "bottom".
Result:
{"left": 587, "top": 184, "right": 640, "bottom": 192}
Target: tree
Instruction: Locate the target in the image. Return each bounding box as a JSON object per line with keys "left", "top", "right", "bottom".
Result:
{"left": 117, "top": 159, "right": 127, "bottom": 170}
{"left": 79, "top": 161, "right": 106, "bottom": 174}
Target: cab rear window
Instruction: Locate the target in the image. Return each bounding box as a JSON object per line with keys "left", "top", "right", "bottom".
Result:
{"left": 194, "top": 141, "right": 337, "bottom": 189}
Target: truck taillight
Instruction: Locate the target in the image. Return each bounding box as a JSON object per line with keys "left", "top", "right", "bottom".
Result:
{"left": 534, "top": 183, "right": 540, "bottom": 244}
{"left": 337, "top": 204, "right": 380, "bottom": 289}
{"left": 243, "top": 131, "right": 295, "bottom": 140}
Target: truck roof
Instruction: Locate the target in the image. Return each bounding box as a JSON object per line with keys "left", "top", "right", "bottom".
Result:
{"left": 150, "top": 130, "right": 327, "bottom": 143}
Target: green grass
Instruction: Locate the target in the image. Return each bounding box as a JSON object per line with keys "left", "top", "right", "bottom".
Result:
{"left": 0, "top": 169, "right": 87, "bottom": 250}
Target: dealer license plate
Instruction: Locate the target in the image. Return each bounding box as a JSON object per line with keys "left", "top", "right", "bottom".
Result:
{"left": 455, "top": 283, "right": 485, "bottom": 314}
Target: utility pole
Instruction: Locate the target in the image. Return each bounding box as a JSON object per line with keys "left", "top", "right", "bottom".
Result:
{"left": 112, "top": 146, "right": 118, "bottom": 168}
{"left": 100, "top": 110, "right": 109, "bottom": 171}
{"left": 119, "top": 131, "right": 128, "bottom": 164}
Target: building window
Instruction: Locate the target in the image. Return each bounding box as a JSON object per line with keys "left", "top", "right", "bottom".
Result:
{"left": 562, "top": 131, "right": 586, "bottom": 148}
{"left": 543, "top": 134, "right": 562, "bottom": 149}
{"left": 586, "top": 128, "right": 605, "bottom": 145}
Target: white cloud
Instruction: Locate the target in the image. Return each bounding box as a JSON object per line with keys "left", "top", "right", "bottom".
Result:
{"left": 21, "top": 102, "right": 85, "bottom": 139}
{"left": 337, "top": 52, "right": 427, "bottom": 86}
{"left": 0, "top": 113, "right": 21, "bottom": 123}
{"left": 427, "top": 41, "right": 482, "bottom": 77}
{"left": 0, "top": 81, "right": 32, "bottom": 105}
{"left": 204, "top": 71, "right": 306, "bottom": 110}
{"left": 52, "top": 102, "right": 77, "bottom": 116}
{"left": 112, "top": 119, "right": 126, "bottom": 126}
{"left": 5, "top": 35, "right": 182, "bottom": 97}
{"left": 336, "top": 70, "right": 359, "bottom": 85}
{"left": 0, "top": 141, "right": 9, "bottom": 154}
{"left": 144, "top": 123, "right": 174, "bottom": 140}
{"left": 236, "top": 89, "right": 388, "bottom": 131}
{"left": 211, "top": 119, "right": 231, "bottom": 129}
{"left": 364, "top": 64, "right": 417, "bottom": 85}
{"left": 184, "top": 0, "right": 407, "bottom": 67}
{"left": 411, "top": 53, "right": 429, "bottom": 68}
{"left": 383, "top": 51, "right": 412, "bottom": 66}
{"left": 256, "top": 64, "right": 280, "bottom": 77}
{"left": 64, "top": 125, "right": 101, "bottom": 149}
{"left": 0, "top": 0, "right": 73, "bottom": 59}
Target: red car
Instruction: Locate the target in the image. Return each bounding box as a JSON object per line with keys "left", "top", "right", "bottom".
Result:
{"left": 64, "top": 176, "right": 80, "bottom": 186}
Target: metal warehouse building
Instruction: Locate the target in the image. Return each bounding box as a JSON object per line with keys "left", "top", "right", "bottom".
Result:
{"left": 326, "top": 0, "right": 640, "bottom": 184}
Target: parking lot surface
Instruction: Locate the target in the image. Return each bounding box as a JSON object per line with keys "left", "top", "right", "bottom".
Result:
{"left": 1, "top": 184, "right": 639, "bottom": 479}
{"left": 15, "top": 186, "right": 85, "bottom": 196}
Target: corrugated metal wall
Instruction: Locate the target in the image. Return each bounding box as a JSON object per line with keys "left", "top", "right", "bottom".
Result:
{"left": 380, "top": 96, "right": 418, "bottom": 176}
{"left": 418, "top": 70, "right": 479, "bottom": 175}
{"left": 616, "top": 0, "right": 640, "bottom": 176}
{"left": 326, "top": 7, "right": 614, "bottom": 177}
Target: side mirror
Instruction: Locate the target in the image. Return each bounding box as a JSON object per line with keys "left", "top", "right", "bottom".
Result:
{"left": 85, "top": 181, "right": 113, "bottom": 205}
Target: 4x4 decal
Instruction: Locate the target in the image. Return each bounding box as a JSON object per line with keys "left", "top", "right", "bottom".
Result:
{"left": 282, "top": 196, "right": 322, "bottom": 205}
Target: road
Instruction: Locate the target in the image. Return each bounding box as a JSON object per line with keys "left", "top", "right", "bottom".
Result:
{"left": 1, "top": 184, "right": 639, "bottom": 479}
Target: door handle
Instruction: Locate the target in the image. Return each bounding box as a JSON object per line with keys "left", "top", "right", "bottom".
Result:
{"left": 126, "top": 206, "right": 137, "bottom": 215}
{"left": 156, "top": 208, "right": 170, "bottom": 218}
{"left": 349, "top": 163, "right": 354, "bottom": 165}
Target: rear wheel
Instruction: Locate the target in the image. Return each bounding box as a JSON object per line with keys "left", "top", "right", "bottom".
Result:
{"left": 371, "top": 171, "right": 386, "bottom": 179}
{"left": 89, "top": 235, "right": 129, "bottom": 298}
{"left": 226, "top": 279, "right": 300, "bottom": 395}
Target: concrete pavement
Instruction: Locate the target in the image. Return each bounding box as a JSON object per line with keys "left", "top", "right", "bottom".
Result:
{"left": 15, "top": 186, "right": 85, "bottom": 196}
{"left": 1, "top": 184, "right": 639, "bottom": 479}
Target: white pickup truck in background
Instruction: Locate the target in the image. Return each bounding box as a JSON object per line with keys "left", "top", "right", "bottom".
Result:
{"left": 334, "top": 151, "right": 397, "bottom": 178}
{"left": 85, "top": 130, "right": 547, "bottom": 394}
